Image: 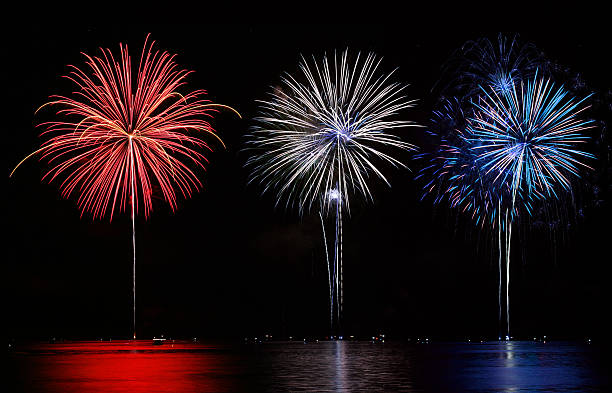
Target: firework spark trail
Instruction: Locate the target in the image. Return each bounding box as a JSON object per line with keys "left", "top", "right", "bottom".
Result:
{"left": 506, "top": 215, "right": 511, "bottom": 340}
{"left": 319, "top": 210, "right": 333, "bottom": 328}
{"left": 246, "top": 50, "right": 417, "bottom": 331}
{"left": 11, "top": 35, "right": 239, "bottom": 339}
{"left": 498, "top": 200, "right": 502, "bottom": 330}
{"left": 421, "top": 73, "right": 594, "bottom": 339}
{"left": 129, "top": 135, "right": 137, "bottom": 339}
{"left": 331, "top": 186, "right": 344, "bottom": 326}
{"left": 338, "top": 191, "right": 343, "bottom": 321}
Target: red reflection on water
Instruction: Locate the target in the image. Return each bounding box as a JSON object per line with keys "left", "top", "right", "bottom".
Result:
{"left": 12, "top": 341, "right": 234, "bottom": 393}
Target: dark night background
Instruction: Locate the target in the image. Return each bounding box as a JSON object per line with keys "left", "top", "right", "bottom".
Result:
{"left": 6, "top": 25, "right": 611, "bottom": 342}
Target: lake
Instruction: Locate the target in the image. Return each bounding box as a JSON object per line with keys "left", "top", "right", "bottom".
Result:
{"left": 8, "top": 340, "right": 610, "bottom": 392}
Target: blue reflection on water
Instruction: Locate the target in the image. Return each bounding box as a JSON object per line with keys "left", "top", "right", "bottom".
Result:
{"left": 423, "top": 341, "right": 609, "bottom": 392}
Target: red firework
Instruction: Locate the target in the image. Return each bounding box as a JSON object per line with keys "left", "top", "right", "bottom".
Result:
{"left": 13, "top": 34, "right": 238, "bottom": 220}
{"left": 12, "top": 35, "right": 239, "bottom": 339}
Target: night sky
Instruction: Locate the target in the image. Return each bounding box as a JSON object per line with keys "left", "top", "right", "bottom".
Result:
{"left": 6, "top": 25, "right": 611, "bottom": 341}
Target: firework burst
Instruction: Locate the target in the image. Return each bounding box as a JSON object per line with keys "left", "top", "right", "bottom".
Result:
{"left": 469, "top": 73, "right": 595, "bottom": 206}
{"left": 245, "top": 50, "right": 418, "bottom": 330}
{"left": 12, "top": 35, "right": 239, "bottom": 338}
{"left": 438, "top": 33, "right": 543, "bottom": 98}
{"left": 421, "top": 73, "right": 595, "bottom": 338}
{"left": 246, "top": 51, "right": 417, "bottom": 214}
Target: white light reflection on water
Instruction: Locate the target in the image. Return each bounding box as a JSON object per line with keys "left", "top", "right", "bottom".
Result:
{"left": 334, "top": 340, "right": 347, "bottom": 391}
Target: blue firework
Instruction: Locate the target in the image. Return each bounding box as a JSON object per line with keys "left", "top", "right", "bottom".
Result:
{"left": 422, "top": 74, "right": 595, "bottom": 227}
{"left": 422, "top": 33, "right": 595, "bottom": 340}
{"left": 438, "top": 33, "right": 543, "bottom": 98}
{"left": 467, "top": 73, "right": 595, "bottom": 213}
{"left": 418, "top": 97, "right": 503, "bottom": 227}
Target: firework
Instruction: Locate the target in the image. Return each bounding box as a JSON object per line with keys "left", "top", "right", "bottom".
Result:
{"left": 469, "top": 74, "right": 595, "bottom": 204}
{"left": 438, "top": 33, "right": 543, "bottom": 98}
{"left": 11, "top": 35, "right": 239, "bottom": 338}
{"left": 245, "top": 50, "right": 418, "bottom": 330}
{"left": 421, "top": 73, "right": 595, "bottom": 338}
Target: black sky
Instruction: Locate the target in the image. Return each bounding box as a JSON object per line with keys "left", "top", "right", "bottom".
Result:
{"left": 6, "top": 24, "right": 611, "bottom": 340}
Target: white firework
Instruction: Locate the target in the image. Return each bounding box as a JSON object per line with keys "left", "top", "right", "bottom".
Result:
{"left": 246, "top": 50, "right": 418, "bottom": 215}
{"left": 245, "top": 50, "right": 418, "bottom": 331}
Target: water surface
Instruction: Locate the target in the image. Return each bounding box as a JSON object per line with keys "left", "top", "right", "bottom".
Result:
{"left": 8, "top": 340, "right": 610, "bottom": 392}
